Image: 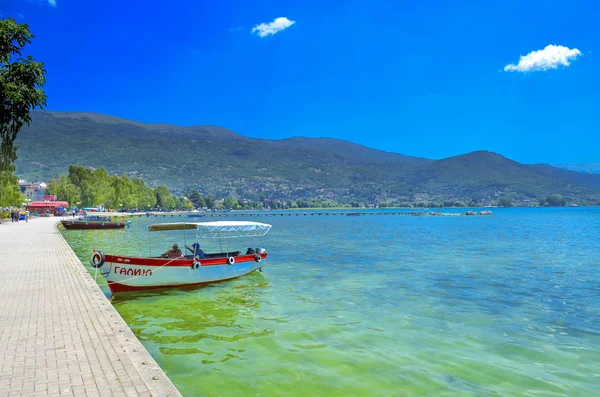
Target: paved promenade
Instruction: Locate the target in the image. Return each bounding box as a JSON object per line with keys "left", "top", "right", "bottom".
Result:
{"left": 0, "top": 217, "right": 181, "bottom": 397}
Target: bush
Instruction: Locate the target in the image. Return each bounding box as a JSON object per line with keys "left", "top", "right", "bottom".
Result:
{"left": 498, "top": 197, "right": 512, "bottom": 208}
{"left": 546, "top": 195, "right": 566, "bottom": 207}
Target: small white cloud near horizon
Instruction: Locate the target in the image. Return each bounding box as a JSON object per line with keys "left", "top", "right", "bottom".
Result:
{"left": 252, "top": 17, "right": 295, "bottom": 38}
{"left": 504, "top": 44, "right": 581, "bottom": 72}
{"left": 48, "top": 0, "right": 57, "bottom": 6}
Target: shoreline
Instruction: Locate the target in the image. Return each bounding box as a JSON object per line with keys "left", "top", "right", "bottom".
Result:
{"left": 56, "top": 205, "right": 597, "bottom": 220}
{"left": 0, "top": 217, "right": 182, "bottom": 397}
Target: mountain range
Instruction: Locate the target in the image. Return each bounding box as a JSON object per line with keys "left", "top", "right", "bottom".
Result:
{"left": 13, "top": 111, "right": 600, "bottom": 204}
{"left": 551, "top": 163, "right": 600, "bottom": 175}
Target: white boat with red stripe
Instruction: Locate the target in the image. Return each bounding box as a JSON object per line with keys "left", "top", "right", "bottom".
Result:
{"left": 90, "top": 221, "right": 272, "bottom": 294}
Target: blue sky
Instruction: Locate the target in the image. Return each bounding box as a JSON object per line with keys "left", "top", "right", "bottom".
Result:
{"left": 2, "top": 0, "right": 599, "bottom": 163}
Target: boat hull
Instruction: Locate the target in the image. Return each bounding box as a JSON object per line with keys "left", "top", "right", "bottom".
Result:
{"left": 62, "top": 220, "right": 126, "bottom": 230}
{"left": 98, "top": 253, "right": 267, "bottom": 293}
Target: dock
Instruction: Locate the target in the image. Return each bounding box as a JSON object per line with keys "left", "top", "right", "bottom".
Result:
{"left": 94, "top": 210, "right": 493, "bottom": 218}
{"left": 0, "top": 217, "right": 181, "bottom": 397}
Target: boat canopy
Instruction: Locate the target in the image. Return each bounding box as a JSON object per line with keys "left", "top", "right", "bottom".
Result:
{"left": 148, "top": 221, "right": 272, "bottom": 238}
{"left": 148, "top": 223, "right": 199, "bottom": 232}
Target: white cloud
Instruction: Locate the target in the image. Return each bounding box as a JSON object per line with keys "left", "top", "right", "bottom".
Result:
{"left": 48, "top": 0, "right": 57, "bottom": 6}
{"left": 504, "top": 44, "right": 581, "bottom": 72}
{"left": 252, "top": 17, "right": 295, "bottom": 38}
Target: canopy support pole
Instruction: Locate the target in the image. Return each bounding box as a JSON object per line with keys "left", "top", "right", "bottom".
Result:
{"left": 184, "top": 229, "right": 187, "bottom": 254}
{"left": 218, "top": 231, "right": 224, "bottom": 255}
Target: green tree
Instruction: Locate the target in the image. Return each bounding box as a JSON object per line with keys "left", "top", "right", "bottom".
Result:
{"left": 188, "top": 190, "right": 204, "bottom": 208}
{"left": 90, "top": 169, "right": 115, "bottom": 208}
{"left": 204, "top": 194, "right": 216, "bottom": 209}
{"left": 67, "top": 165, "right": 92, "bottom": 187}
{"left": 0, "top": 172, "right": 21, "bottom": 206}
{"left": 222, "top": 196, "right": 237, "bottom": 209}
{"left": 0, "top": 18, "right": 47, "bottom": 206}
{"left": 48, "top": 165, "right": 162, "bottom": 210}
{"left": 538, "top": 198, "right": 547, "bottom": 207}
{"left": 546, "top": 195, "right": 566, "bottom": 207}
{"left": 498, "top": 197, "right": 512, "bottom": 208}
{"left": 132, "top": 178, "right": 156, "bottom": 209}
{"left": 111, "top": 175, "right": 135, "bottom": 209}
{"left": 176, "top": 196, "right": 193, "bottom": 210}
{"left": 155, "top": 185, "right": 175, "bottom": 209}
{"left": 138, "top": 190, "right": 157, "bottom": 209}
{"left": 47, "top": 175, "right": 80, "bottom": 206}
{"left": 296, "top": 198, "right": 306, "bottom": 208}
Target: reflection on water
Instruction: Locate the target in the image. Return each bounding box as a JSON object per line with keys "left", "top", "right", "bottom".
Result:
{"left": 114, "top": 275, "right": 272, "bottom": 350}
{"left": 62, "top": 208, "right": 600, "bottom": 397}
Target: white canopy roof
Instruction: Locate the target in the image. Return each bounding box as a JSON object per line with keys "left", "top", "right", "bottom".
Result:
{"left": 148, "top": 221, "right": 272, "bottom": 238}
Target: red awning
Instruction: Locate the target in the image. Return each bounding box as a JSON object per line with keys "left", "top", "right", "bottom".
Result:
{"left": 27, "top": 201, "right": 70, "bottom": 207}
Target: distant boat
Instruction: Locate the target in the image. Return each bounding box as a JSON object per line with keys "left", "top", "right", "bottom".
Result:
{"left": 188, "top": 210, "right": 204, "bottom": 218}
{"left": 61, "top": 218, "right": 127, "bottom": 230}
{"left": 61, "top": 214, "right": 130, "bottom": 230}
{"left": 346, "top": 213, "right": 361, "bottom": 216}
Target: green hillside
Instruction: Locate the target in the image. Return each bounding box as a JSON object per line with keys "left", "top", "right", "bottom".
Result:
{"left": 410, "top": 151, "right": 600, "bottom": 201}
{"left": 552, "top": 163, "right": 600, "bottom": 174}
{"left": 14, "top": 111, "right": 600, "bottom": 204}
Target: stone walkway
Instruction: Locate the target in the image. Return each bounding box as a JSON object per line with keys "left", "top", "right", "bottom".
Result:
{"left": 0, "top": 217, "right": 181, "bottom": 397}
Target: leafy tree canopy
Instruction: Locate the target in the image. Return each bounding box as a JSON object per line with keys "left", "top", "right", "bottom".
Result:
{"left": 155, "top": 185, "right": 176, "bottom": 209}
{"left": 545, "top": 195, "right": 566, "bottom": 207}
{"left": 0, "top": 18, "right": 46, "bottom": 206}
{"left": 498, "top": 197, "right": 512, "bottom": 208}
{"left": 47, "top": 165, "right": 161, "bottom": 210}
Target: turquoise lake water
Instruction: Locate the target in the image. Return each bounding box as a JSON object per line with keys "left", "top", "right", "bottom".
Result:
{"left": 62, "top": 208, "right": 600, "bottom": 396}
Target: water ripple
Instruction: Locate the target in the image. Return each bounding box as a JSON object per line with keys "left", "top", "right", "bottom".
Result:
{"left": 62, "top": 208, "right": 600, "bottom": 396}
